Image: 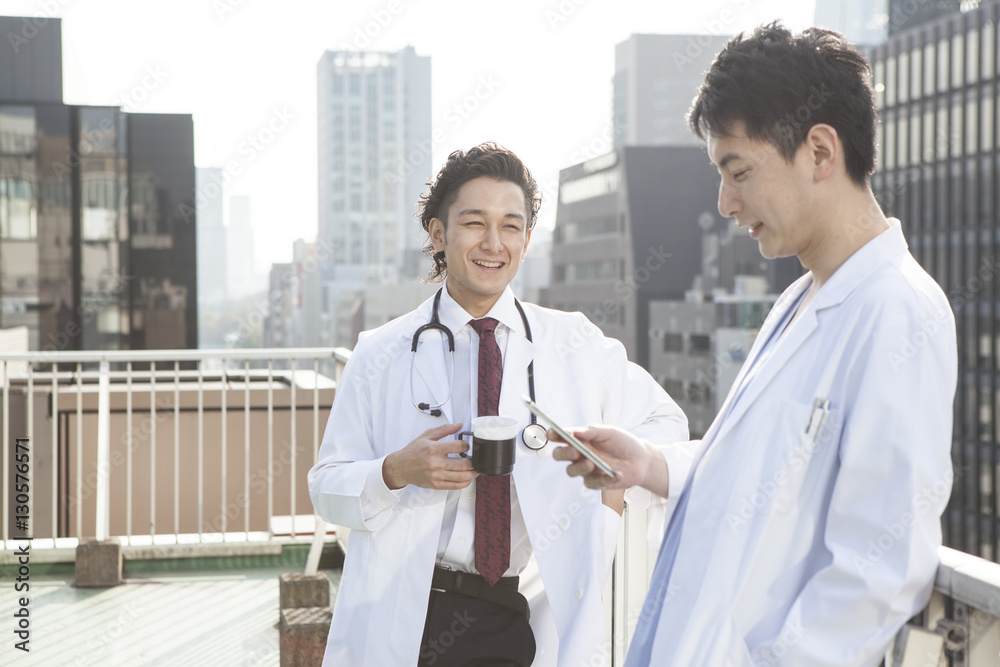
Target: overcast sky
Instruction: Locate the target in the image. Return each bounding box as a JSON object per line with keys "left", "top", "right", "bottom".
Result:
{"left": 3, "top": 0, "right": 818, "bottom": 272}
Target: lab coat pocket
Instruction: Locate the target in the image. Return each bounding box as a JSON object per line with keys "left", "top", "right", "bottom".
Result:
{"left": 763, "top": 398, "right": 841, "bottom": 517}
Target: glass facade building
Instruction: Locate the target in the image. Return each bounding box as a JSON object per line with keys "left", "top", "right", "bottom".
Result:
{"left": 0, "top": 17, "right": 197, "bottom": 351}
{"left": 865, "top": 0, "right": 1000, "bottom": 560}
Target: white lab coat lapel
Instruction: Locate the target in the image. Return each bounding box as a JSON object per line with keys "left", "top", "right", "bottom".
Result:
{"left": 401, "top": 299, "right": 455, "bottom": 423}
{"left": 703, "top": 275, "right": 813, "bottom": 446}
{"left": 709, "top": 302, "right": 819, "bottom": 447}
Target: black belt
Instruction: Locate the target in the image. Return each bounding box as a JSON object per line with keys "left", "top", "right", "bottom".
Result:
{"left": 431, "top": 567, "right": 530, "bottom": 620}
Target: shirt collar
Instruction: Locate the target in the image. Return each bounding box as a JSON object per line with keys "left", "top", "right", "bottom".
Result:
{"left": 438, "top": 280, "right": 526, "bottom": 339}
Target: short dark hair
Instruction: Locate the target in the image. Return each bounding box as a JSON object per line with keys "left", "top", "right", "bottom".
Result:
{"left": 418, "top": 142, "right": 541, "bottom": 282}
{"left": 688, "top": 22, "right": 876, "bottom": 186}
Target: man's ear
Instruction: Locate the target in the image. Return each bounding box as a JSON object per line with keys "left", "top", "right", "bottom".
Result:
{"left": 805, "top": 123, "right": 839, "bottom": 182}
{"left": 429, "top": 217, "right": 446, "bottom": 253}
{"left": 520, "top": 227, "right": 532, "bottom": 262}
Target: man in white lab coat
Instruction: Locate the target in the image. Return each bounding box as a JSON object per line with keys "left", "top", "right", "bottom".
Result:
{"left": 308, "top": 143, "right": 688, "bottom": 666}
{"left": 554, "top": 23, "right": 958, "bottom": 666}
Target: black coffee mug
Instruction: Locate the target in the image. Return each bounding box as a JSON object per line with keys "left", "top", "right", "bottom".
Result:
{"left": 459, "top": 431, "right": 516, "bottom": 476}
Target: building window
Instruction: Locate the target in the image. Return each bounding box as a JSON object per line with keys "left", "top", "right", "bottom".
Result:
{"left": 983, "top": 23, "right": 995, "bottom": 80}
{"left": 938, "top": 38, "right": 949, "bottom": 94}
{"left": 983, "top": 87, "right": 995, "bottom": 154}
{"left": 924, "top": 42, "right": 936, "bottom": 97}
{"left": 951, "top": 33, "right": 964, "bottom": 90}
{"left": 967, "top": 27, "right": 979, "bottom": 85}
{"left": 886, "top": 56, "right": 897, "bottom": 107}
{"left": 689, "top": 333, "right": 710, "bottom": 355}
{"left": 910, "top": 47, "right": 922, "bottom": 99}
{"left": 664, "top": 333, "right": 683, "bottom": 353}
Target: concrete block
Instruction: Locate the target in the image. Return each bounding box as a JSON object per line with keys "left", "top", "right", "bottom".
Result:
{"left": 75, "top": 539, "right": 123, "bottom": 588}
{"left": 280, "top": 607, "right": 331, "bottom": 667}
{"left": 279, "top": 572, "right": 330, "bottom": 609}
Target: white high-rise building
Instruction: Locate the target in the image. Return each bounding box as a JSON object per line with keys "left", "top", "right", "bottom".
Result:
{"left": 316, "top": 47, "right": 431, "bottom": 285}
{"left": 226, "top": 196, "right": 256, "bottom": 299}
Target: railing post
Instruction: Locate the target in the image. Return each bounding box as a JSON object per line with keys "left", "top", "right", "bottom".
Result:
{"left": 96, "top": 359, "right": 111, "bottom": 542}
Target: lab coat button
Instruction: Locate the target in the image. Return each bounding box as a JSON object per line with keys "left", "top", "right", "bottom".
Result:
{"left": 575, "top": 588, "right": 584, "bottom": 601}
{"left": 559, "top": 519, "right": 569, "bottom": 529}
{"left": 459, "top": 536, "right": 465, "bottom": 544}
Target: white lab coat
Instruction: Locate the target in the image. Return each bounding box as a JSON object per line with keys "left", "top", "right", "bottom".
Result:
{"left": 646, "top": 221, "right": 957, "bottom": 666}
{"left": 309, "top": 288, "right": 688, "bottom": 666}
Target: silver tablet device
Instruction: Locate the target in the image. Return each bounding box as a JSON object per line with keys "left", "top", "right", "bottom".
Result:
{"left": 522, "top": 395, "right": 616, "bottom": 478}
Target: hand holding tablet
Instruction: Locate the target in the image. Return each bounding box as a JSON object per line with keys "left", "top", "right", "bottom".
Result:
{"left": 522, "top": 396, "right": 617, "bottom": 478}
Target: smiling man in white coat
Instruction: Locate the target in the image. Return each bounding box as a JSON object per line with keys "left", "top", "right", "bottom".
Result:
{"left": 553, "top": 23, "right": 958, "bottom": 666}
{"left": 308, "top": 143, "right": 688, "bottom": 666}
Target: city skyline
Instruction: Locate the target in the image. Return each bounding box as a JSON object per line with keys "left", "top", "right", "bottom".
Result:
{"left": 1, "top": 0, "right": 816, "bottom": 274}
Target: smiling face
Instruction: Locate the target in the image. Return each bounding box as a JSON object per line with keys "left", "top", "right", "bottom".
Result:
{"left": 429, "top": 176, "right": 531, "bottom": 317}
{"left": 708, "top": 121, "right": 819, "bottom": 262}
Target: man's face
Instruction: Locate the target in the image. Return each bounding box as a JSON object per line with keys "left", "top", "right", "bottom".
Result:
{"left": 429, "top": 176, "right": 531, "bottom": 316}
{"left": 707, "top": 122, "right": 818, "bottom": 261}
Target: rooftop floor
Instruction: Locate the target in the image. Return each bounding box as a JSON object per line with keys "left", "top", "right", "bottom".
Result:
{"left": 0, "top": 546, "right": 342, "bottom": 667}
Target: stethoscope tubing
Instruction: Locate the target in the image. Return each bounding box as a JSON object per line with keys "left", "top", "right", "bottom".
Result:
{"left": 410, "top": 289, "right": 547, "bottom": 450}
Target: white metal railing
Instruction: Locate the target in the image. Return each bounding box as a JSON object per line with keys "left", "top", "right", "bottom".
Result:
{"left": 0, "top": 347, "right": 351, "bottom": 558}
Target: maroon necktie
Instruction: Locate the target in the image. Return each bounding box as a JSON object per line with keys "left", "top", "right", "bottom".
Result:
{"left": 470, "top": 317, "right": 510, "bottom": 586}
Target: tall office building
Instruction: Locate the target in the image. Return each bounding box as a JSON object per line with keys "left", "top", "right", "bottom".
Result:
{"left": 316, "top": 47, "right": 431, "bottom": 283}
{"left": 0, "top": 16, "right": 197, "bottom": 351}
{"left": 814, "top": 0, "right": 889, "bottom": 45}
{"left": 864, "top": 0, "right": 999, "bottom": 560}
{"left": 613, "top": 34, "right": 731, "bottom": 148}
{"left": 543, "top": 147, "right": 723, "bottom": 367}
{"left": 888, "top": 0, "right": 965, "bottom": 35}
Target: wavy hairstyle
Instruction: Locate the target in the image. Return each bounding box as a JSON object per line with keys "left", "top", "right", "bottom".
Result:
{"left": 418, "top": 142, "right": 541, "bottom": 282}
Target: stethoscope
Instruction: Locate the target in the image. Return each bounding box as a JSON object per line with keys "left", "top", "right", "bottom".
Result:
{"left": 410, "top": 289, "right": 549, "bottom": 450}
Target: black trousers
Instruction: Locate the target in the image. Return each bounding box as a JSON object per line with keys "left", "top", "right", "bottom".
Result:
{"left": 417, "top": 589, "right": 536, "bottom": 667}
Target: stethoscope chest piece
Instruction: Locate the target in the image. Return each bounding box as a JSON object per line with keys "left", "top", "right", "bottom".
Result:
{"left": 521, "top": 423, "right": 548, "bottom": 450}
